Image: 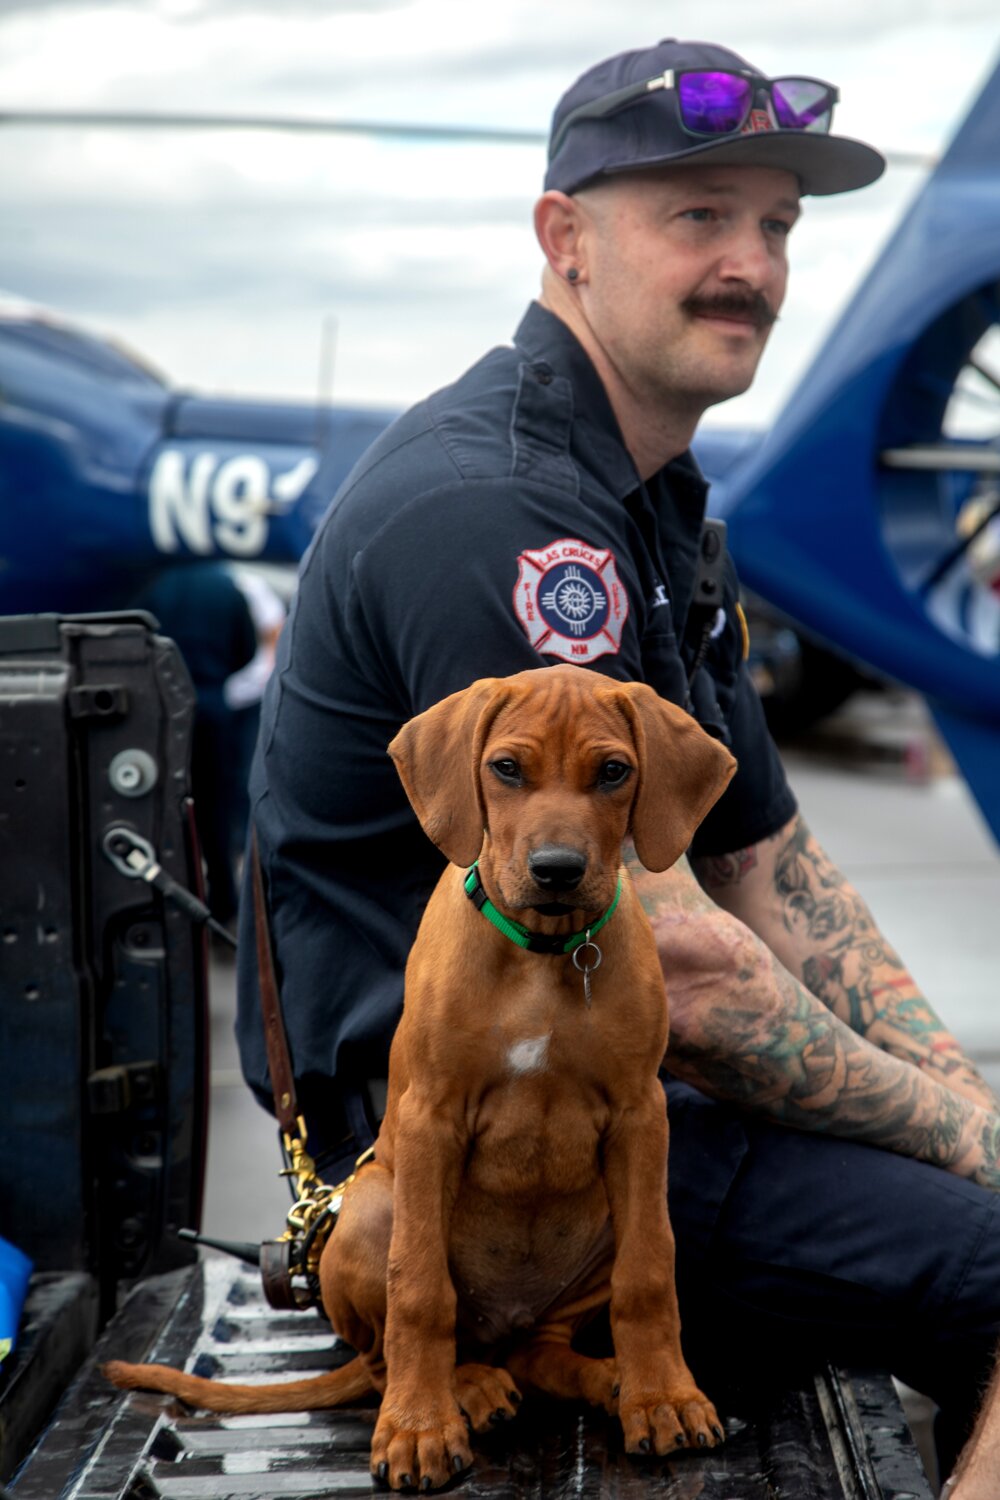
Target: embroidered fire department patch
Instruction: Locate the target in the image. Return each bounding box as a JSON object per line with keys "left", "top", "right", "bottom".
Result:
{"left": 513, "top": 538, "right": 629, "bottom": 663}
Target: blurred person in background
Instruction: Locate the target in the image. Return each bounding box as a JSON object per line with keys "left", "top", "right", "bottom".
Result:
{"left": 225, "top": 569, "right": 287, "bottom": 864}
{"left": 137, "top": 562, "right": 256, "bottom": 925}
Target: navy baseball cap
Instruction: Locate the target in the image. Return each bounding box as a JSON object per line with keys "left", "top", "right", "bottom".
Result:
{"left": 545, "top": 39, "right": 885, "bottom": 197}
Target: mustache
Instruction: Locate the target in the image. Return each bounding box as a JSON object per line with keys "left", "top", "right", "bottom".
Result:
{"left": 681, "top": 291, "right": 777, "bottom": 329}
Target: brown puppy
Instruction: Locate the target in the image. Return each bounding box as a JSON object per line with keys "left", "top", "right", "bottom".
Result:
{"left": 106, "top": 665, "right": 735, "bottom": 1491}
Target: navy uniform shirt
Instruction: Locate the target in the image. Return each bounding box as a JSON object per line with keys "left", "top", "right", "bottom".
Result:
{"left": 236, "top": 301, "right": 796, "bottom": 1173}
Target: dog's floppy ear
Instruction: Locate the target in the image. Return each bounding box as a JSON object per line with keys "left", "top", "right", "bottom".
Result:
{"left": 388, "top": 677, "right": 510, "bottom": 867}
{"left": 615, "top": 682, "right": 737, "bottom": 872}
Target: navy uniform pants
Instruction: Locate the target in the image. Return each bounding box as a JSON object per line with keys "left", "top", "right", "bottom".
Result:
{"left": 664, "top": 1080, "right": 1000, "bottom": 1470}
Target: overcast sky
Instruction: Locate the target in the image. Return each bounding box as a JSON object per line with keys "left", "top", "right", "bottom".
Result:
{"left": 1, "top": 0, "right": 998, "bottom": 429}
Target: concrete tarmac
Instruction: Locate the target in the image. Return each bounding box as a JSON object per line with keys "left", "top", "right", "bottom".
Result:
{"left": 201, "top": 684, "right": 1000, "bottom": 1246}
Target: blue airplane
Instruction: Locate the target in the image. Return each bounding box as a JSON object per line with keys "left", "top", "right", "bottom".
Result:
{"left": 1, "top": 56, "right": 999, "bottom": 841}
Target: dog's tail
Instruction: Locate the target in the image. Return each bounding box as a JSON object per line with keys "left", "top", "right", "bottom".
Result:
{"left": 103, "top": 1355, "right": 374, "bottom": 1413}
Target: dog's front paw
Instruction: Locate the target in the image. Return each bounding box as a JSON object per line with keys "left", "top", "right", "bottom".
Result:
{"left": 371, "top": 1398, "right": 473, "bottom": 1491}
{"left": 619, "top": 1383, "right": 724, "bottom": 1455}
{"left": 453, "top": 1362, "right": 521, "bottom": 1431}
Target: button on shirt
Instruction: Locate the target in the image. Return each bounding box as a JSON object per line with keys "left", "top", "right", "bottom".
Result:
{"left": 236, "top": 301, "right": 796, "bottom": 1169}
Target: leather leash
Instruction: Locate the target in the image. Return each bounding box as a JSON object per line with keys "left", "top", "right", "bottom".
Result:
{"left": 250, "top": 826, "right": 323, "bottom": 1308}
{"left": 249, "top": 827, "right": 375, "bottom": 1311}
{"left": 250, "top": 825, "right": 299, "bottom": 1138}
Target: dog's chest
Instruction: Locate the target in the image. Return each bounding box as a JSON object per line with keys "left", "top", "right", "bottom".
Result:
{"left": 450, "top": 1200, "right": 614, "bottom": 1346}
{"left": 462, "top": 1026, "right": 613, "bottom": 1203}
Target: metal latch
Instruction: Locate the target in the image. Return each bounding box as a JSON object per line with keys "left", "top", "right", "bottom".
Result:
{"left": 68, "top": 684, "right": 129, "bottom": 719}
{"left": 88, "top": 1061, "right": 159, "bottom": 1116}
{"left": 102, "top": 825, "right": 236, "bottom": 948}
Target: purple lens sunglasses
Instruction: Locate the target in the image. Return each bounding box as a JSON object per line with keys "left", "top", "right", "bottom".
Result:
{"left": 549, "top": 69, "right": 839, "bottom": 161}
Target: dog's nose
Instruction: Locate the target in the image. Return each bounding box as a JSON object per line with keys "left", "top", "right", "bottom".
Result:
{"left": 528, "top": 845, "right": 588, "bottom": 891}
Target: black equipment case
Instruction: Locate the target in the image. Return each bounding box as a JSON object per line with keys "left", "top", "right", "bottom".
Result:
{"left": 0, "top": 612, "right": 207, "bottom": 1302}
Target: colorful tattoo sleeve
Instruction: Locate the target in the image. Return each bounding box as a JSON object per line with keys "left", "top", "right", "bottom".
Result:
{"left": 691, "top": 817, "right": 996, "bottom": 1111}
{"left": 625, "top": 847, "right": 1000, "bottom": 1187}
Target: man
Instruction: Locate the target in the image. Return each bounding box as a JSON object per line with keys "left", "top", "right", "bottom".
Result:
{"left": 237, "top": 39, "right": 1000, "bottom": 1469}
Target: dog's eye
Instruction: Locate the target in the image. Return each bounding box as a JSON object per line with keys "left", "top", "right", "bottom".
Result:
{"left": 598, "top": 760, "right": 631, "bottom": 788}
{"left": 489, "top": 758, "right": 522, "bottom": 786}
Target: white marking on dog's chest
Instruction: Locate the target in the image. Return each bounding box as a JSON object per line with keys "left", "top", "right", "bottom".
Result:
{"left": 505, "top": 1034, "right": 550, "bottom": 1076}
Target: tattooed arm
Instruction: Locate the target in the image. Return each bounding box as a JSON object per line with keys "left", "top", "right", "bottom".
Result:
{"left": 624, "top": 849, "right": 1000, "bottom": 1189}
{"left": 689, "top": 813, "right": 996, "bottom": 1111}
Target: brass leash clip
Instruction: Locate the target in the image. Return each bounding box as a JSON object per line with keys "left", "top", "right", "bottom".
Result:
{"left": 260, "top": 1131, "right": 376, "bottom": 1311}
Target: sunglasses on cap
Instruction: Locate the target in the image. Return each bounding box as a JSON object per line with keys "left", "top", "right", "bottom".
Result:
{"left": 548, "top": 69, "right": 840, "bottom": 161}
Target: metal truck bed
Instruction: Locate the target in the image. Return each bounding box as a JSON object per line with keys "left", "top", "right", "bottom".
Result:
{"left": 11, "top": 1256, "right": 933, "bottom": 1499}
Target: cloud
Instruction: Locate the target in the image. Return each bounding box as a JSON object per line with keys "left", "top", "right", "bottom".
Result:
{"left": 0, "top": 0, "right": 405, "bottom": 14}
{"left": 0, "top": 0, "right": 996, "bottom": 415}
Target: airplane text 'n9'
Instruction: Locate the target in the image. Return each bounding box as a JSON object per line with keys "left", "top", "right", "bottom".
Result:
{"left": 0, "top": 301, "right": 395, "bottom": 615}
{"left": 148, "top": 448, "right": 320, "bottom": 557}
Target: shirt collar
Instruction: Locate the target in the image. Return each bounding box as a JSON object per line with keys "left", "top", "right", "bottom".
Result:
{"left": 512, "top": 301, "right": 708, "bottom": 508}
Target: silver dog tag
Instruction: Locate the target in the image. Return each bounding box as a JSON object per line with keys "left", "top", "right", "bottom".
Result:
{"left": 572, "top": 936, "right": 603, "bottom": 1007}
